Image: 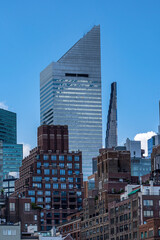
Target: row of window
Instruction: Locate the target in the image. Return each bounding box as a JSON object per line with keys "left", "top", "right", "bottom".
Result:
{"left": 37, "top": 162, "right": 80, "bottom": 169}
{"left": 33, "top": 176, "right": 81, "bottom": 182}
{"left": 28, "top": 190, "right": 82, "bottom": 196}
{"left": 10, "top": 202, "right": 30, "bottom": 212}
{"left": 32, "top": 183, "right": 81, "bottom": 189}
{"left": 36, "top": 168, "right": 80, "bottom": 176}
{"left": 37, "top": 155, "right": 80, "bottom": 161}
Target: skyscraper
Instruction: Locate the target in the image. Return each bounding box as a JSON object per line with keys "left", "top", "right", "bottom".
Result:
{"left": 105, "top": 82, "right": 117, "bottom": 148}
{"left": 0, "top": 108, "right": 17, "bottom": 144}
{"left": 0, "top": 108, "right": 23, "bottom": 188}
{"left": 40, "top": 25, "right": 102, "bottom": 179}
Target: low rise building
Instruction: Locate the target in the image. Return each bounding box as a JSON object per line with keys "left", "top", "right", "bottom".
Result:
{"left": 139, "top": 218, "right": 160, "bottom": 240}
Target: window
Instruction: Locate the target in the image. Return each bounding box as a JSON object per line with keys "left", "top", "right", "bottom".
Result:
{"left": 59, "top": 163, "right": 64, "bottom": 168}
{"left": 53, "top": 183, "right": 58, "bottom": 189}
{"left": 44, "top": 169, "right": 50, "bottom": 175}
{"left": 37, "top": 190, "right": 43, "bottom": 195}
{"left": 45, "top": 197, "right": 51, "bottom": 203}
{"left": 3, "top": 229, "right": 17, "bottom": 236}
{"left": 60, "top": 169, "right": 65, "bottom": 175}
{"left": 44, "top": 177, "right": 50, "bottom": 181}
{"left": 52, "top": 163, "right": 57, "bottom": 168}
{"left": 68, "top": 170, "right": 72, "bottom": 175}
{"left": 69, "top": 184, "right": 73, "bottom": 189}
{"left": 60, "top": 177, "right": 65, "bottom": 182}
{"left": 61, "top": 184, "right": 66, "bottom": 189}
{"left": 31, "top": 197, "right": 35, "bottom": 203}
{"left": 45, "top": 183, "right": 51, "bottom": 189}
{"left": 51, "top": 155, "right": 57, "bottom": 160}
{"left": 145, "top": 231, "right": 147, "bottom": 238}
{"left": 36, "top": 155, "right": 40, "bottom": 160}
{"left": 32, "top": 183, "right": 42, "bottom": 188}
{"left": 158, "top": 229, "right": 160, "bottom": 236}
{"left": 67, "top": 163, "right": 72, "bottom": 169}
{"left": 144, "top": 210, "right": 153, "bottom": 217}
{"left": 143, "top": 200, "right": 153, "bottom": 206}
{"left": 37, "top": 162, "right": 41, "bottom": 168}
{"left": 77, "top": 192, "right": 82, "bottom": 197}
{"left": 52, "top": 169, "right": 57, "bottom": 175}
{"left": 67, "top": 155, "right": 72, "bottom": 161}
{"left": 148, "top": 230, "right": 153, "bottom": 237}
{"left": 45, "top": 191, "right": 51, "bottom": 196}
{"left": 10, "top": 203, "right": 15, "bottom": 211}
{"left": 25, "top": 203, "right": 30, "bottom": 211}
{"left": 37, "top": 197, "right": 43, "bottom": 202}
{"left": 52, "top": 177, "right": 58, "bottom": 181}
{"left": 28, "top": 190, "right": 35, "bottom": 195}
{"left": 68, "top": 177, "right": 73, "bottom": 182}
{"left": 33, "top": 176, "right": 42, "bottom": 182}
{"left": 146, "top": 189, "right": 150, "bottom": 195}
{"left": 75, "top": 163, "right": 79, "bottom": 169}
{"left": 37, "top": 169, "right": 41, "bottom": 174}
{"left": 43, "top": 155, "right": 48, "bottom": 160}
{"left": 75, "top": 156, "right": 79, "bottom": 161}
{"left": 46, "top": 205, "right": 51, "bottom": 209}
{"left": 59, "top": 155, "right": 64, "bottom": 161}
{"left": 75, "top": 170, "right": 80, "bottom": 175}
{"left": 44, "top": 163, "right": 49, "bottom": 167}
{"left": 34, "top": 215, "right": 37, "bottom": 220}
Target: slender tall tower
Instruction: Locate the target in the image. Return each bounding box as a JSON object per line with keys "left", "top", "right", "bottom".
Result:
{"left": 40, "top": 26, "right": 102, "bottom": 180}
{"left": 105, "top": 82, "right": 117, "bottom": 148}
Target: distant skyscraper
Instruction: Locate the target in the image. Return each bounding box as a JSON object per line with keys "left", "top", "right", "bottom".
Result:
{"left": 0, "top": 108, "right": 16, "bottom": 144}
{"left": 105, "top": 82, "right": 117, "bottom": 148}
{"left": 148, "top": 101, "right": 160, "bottom": 157}
{"left": 0, "top": 108, "right": 23, "bottom": 188}
{"left": 40, "top": 25, "right": 102, "bottom": 179}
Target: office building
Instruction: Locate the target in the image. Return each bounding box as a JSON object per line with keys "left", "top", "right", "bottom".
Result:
{"left": 125, "top": 138, "right": 141, "bottom": 158}
{"left": 105, "top": 82, "right": 117, "bottom": 148}
{"left": 131, "top": 157, "right": 151, "bottom": 179}
{"left": 14, "top": 125, "right": 83, "bottom": 231}
{"left": 0, "top": 108, "right": 16, "bottom": 144}
{"left": 0, "top": 109, "right": 23, "bottom": 189}
{"left": 0, "top": 141, "right": 22, "bottom": 179}
{"left": 148, "top": 101, "right": 160, "bottom": 157}
{"left": 40, "top": 25, "right": 102, "bottom": 180}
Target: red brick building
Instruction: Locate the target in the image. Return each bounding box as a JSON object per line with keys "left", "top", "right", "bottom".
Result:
{"left": 14, "top": 125, "right": 83, "bottom": 231}
{"left": 139, "top": 218, "right": 160, "bottom": 239}
{"left": 58, "top": 211, "right": 82, "bottom": 239}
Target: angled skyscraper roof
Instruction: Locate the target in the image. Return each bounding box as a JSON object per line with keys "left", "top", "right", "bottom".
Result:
{"left": 40, "top": 25, "right": 102, "bottom": 180}
{"left": 58, "top": 25, "right": 101, "bottom": 67}
{"left": 105, "top": 82, "right": 118, "bottom": 148}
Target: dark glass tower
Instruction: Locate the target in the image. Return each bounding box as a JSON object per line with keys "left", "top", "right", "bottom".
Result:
{"left": 0, "top": 108, "right": 23, "bottom": 189}
{"left": 105, "top": 82, "right": 117, "bottom": 148}
{"left": 0, "top": 108, "right": 16, "bottom": 144}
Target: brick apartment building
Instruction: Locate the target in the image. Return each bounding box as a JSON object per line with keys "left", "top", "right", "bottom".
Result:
{"left": 139, "top": 218, "right": 160, "bottom": 239}
{"left": 4, "top": 196, "right": 40, "bottom": 232}
{"left": 13, "top": 125, "right": 83, "bottom": 231}
{"left": 58, "top": 211, "right": 82, "bottom": 239}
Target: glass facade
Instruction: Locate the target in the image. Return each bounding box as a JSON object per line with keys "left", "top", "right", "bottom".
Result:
{"left": 40, "top": 26, "right": 102, "bottom": 180}
{"left": 0, "top": 108, "right": 16, "bottom": 144}
{"left": 0, "top": 142, "right": 23, "bottom": 179}
{"left": 131, "top": 158, "right": 151, "bottom": 179}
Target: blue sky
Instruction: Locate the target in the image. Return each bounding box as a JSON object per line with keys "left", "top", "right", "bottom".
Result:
{"left": 0, "top": 0, "right": 160, "bottom": 155}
